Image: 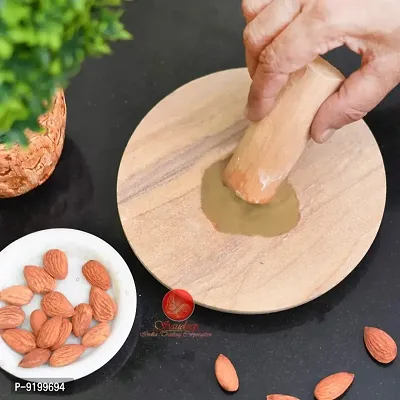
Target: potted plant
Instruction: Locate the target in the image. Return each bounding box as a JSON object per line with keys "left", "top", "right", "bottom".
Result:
{"left": 0, "top": 1, "right": 131, "bottom": 198}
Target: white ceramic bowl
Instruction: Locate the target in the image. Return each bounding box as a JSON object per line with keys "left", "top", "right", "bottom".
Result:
{"left": 0, "top": 228, "right": 137, "bottom": 382}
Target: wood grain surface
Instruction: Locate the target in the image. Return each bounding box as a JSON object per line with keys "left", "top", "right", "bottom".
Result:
{"left": 117, "top": 68, "right": 386, "bottom": 314}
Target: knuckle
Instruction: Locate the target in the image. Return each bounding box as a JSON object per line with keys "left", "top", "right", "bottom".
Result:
{"left": 242, "top": 0, "right": 256, "bottom": 22}
{"left": 342, "top": 106, "right": 367, "bottom": 122}
{"left": 284, "top": 0, "right": 301, "bottom": 14}
{"left": 259, "top": 43, "right": 281, "bottom": 73}
{"left": 307, "top": 0, "right": 334, "bottom": 24}
{"left": 336, "top": 82, "right": 368, "bottom": 123}
{"left": 243, "top": 24, "right": 258, "bottom": 52}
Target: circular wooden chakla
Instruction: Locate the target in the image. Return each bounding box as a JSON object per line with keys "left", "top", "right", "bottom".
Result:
{"left": 117, "top": 69, "right": 386, "bottom": 314}
{"left": 0, "top": 89, "right": 66, "bottom": 198}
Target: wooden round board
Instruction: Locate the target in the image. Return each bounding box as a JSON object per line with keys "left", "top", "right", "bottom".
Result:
{"left": 117, "top": 68, "right": 386, "bottom": 314}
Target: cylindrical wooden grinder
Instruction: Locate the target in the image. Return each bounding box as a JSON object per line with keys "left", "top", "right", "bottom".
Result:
{"left": 223, "top": 56, "right": 345, "bottom": 204}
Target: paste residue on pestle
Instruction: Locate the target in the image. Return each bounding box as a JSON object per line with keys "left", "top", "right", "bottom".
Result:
{"left": 201, "top": 156, "right": 300, "bottom": 237}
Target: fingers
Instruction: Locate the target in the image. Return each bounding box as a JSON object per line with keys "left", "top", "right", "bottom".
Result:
{"left": 242, "top": 0, "right": 275, "bottom": 76}
{"left": 311, "top": 55, "right": 400, "bottom": 143}
{"left": 246, "top": 13, "right": 333, "bottom": 121}
{"left": 243, "top": 0, "right": 302, "bottom": 77}
{"left": 242, "top": 0, "right": 273, "bottom": 23}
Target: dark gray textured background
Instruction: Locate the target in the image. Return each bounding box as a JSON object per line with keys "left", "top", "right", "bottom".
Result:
{"left": 1, "top": 1, "right": 400, "bottom": 399}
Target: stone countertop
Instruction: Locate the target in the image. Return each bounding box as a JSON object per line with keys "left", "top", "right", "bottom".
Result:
{"left": 1, "top": 0, "right": 400, "bottom": 399}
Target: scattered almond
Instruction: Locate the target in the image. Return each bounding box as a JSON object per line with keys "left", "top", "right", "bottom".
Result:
{"left": 19, "top": 348, "right": 51, "bottom": 368}
{"left": 41, "top": 291, "right": 74, "bottom": 318}
{"left": 364, "top": 326, "right": 397, "bottom": 364}
{"left": 90, "top": 287, "right": 117, "bottom": 322}
{"left": 82, "top": 323, "right": 110, "bottom": 347}
{"left": 51, "top": 319, "right": 72, "bottom": 350}
{"left": 49, "top": 344, "right": 86, "bottom": 367}
{"left": 24, "top": 266, "right": 56, "bottom": 294}
{"left": 1, "top": 329, "right": 36, "bottom": 354}
{"left": 267, "top": 396, "right": 300, "bottom": 400}
{"left": 0, "top": 285, "right": 33, "bottom": 306}
{"left": 36, "top": 315, "right": 63, "bottom": 349}
{"left": 43, "top": 249, "right": 68, "bottom": 280}
{"left": 0, "top": 306, "right": 25, "bottom": 330}
{"left": 314, "top": 372, "right": 354, "bottom": 400}
{"left": 72, "top": 303, "right": 92, "bottom": 337}
{"left": 82, "top": 260, "right": 111, "bottom": 290}
{"left": 215, "top": 354, "right": 239, "bottom": 392}
{"left": 30, "top": 309, "right": 48, "bottom": 336}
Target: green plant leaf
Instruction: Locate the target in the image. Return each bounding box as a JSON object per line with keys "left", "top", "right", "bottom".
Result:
{"left": 0, "top": 0, "right": 133, "bottom": 147}
{"left": 0, "top": 37, "right": 13, "bottom": 59}
{"left": 0, "top": 2, "right": 30, "bottom": 26}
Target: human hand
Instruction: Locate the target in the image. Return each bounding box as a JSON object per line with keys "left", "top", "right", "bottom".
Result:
{"left": 242, "top": 0, "right": 400, "bottom": 143}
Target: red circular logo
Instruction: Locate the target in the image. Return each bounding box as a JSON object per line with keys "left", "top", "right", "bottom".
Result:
{"left": 162, "top": 289, "right": 195, "bottom": 322}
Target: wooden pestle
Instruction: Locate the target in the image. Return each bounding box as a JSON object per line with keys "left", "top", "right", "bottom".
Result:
{"left": 223, "top": 56, "right": 345, "bottom": 204}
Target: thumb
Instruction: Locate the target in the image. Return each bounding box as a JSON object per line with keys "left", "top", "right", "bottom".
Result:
{"left": 311, "top": 55, "right": 400, "bottom": 143}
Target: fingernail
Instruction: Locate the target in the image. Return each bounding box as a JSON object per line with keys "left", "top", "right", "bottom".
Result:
{"left": 320, "top": 129, "right": 335, "bottom": 143}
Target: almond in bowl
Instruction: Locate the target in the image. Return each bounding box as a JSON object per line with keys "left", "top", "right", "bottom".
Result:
{"left": 0, "top": 228, "right": 137, "bottom": 383}
{"left": 0, "top": 253, "right": 118, "bottom": 369}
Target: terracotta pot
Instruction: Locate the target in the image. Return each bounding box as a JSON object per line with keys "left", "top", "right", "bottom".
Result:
{"left": 0, "top": 89, "right": 67, "bottom": 198}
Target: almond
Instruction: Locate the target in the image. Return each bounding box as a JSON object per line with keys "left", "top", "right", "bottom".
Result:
{"left": 82, "top": 260, "right": 111, "bottom": 290}
{"left": 43, "top": 249, "right": 68, "bottom": 280}
{"left": 49, "top": 344, "right": 86, "bottom": 367}
{"left": 267, "top": 396, "right": 300, "bottom": 400}
{"left": 0, "top": 306, "right": 25, "bottom": 329}
{"left": 89, "top": 287, "right": 117, "bottom": 322}
{"left": 41, "top": 291, "right": 74, "bottom": 317}
{"left": 24, "top": 266, "right": 56, "bottom": 294}
{"left": 30, "top": 309, "right": 48, "bottom": 336}
{"left": 72, "top": 303, "right": 92, "bottom": 337}
{"left": 215, "top": 354, "right": 239, "bottom": 392}
{"left": 51, "top": 319, "right": 72, "bottom": 350}
{"left": 0, "top": 285, "right": 33, "bottom": 306}
{"left": 82, "top": 323, "right": 110, "bottom": 347}
{"left": 314, "top": 372, "right": 354, "bottom": 400}
{"left": 364, "top": 326, "right": 397, "bottom": 364}
{"left": 1, "top": 329, "right": 36, "bottom": 354}
{"left": 36, "top": 316, "right": 63, "bottom": 349}
{"left": 19, "top": 348, "right": 51, "bottom": 368}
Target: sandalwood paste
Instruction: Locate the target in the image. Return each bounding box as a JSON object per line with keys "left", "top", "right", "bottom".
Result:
{"left": 201, "top": 156, "right": 300, "bottom": 237}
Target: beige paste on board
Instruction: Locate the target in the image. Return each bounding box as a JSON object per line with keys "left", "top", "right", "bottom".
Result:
{"left": 201, "top": 156, "right": 300, "bottom": 237}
